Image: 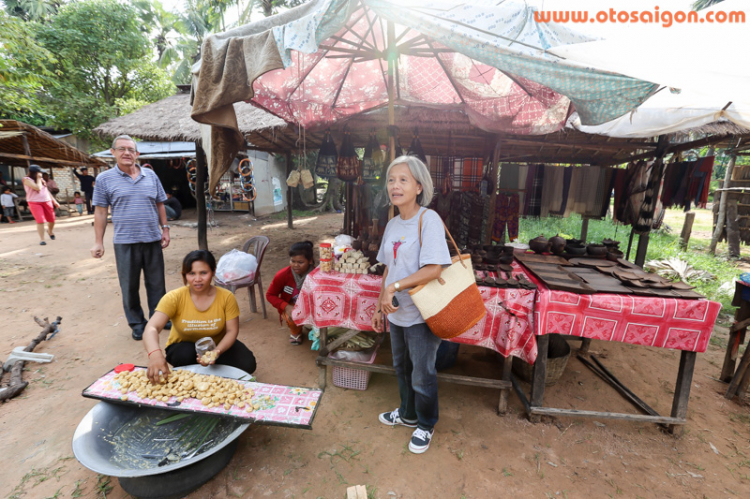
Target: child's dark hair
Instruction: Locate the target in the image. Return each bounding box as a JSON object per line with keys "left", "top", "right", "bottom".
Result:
{"left": 2, "top": 186, "right": 11, "bottom": 193}
{"left": 74, "top": 191, "right": 81, "bottom": 196}
{"left": 181, "top": 250, "right": 217, "bottom": 285}
{"left": 290, "top": 241, "right": 314, "bottom": 264}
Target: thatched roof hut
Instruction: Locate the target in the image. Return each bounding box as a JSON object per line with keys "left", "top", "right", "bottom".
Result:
{"left": 0, "top": 120, "right": 106, "bottom": 169}
{"left": 93, "top": 87, "right": 287, "bottom": 149}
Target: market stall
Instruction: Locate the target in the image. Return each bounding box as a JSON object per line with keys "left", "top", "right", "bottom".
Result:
{"left": 292, "top": 265, "right": 537, "bottom": 413}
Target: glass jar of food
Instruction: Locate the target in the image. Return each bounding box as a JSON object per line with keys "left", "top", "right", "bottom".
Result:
{"left": 320, "top": 258, "right": 333, "bottom": 273}
{"left": 319, "top": 243, "right": 332, "bottom": 261}
{"left": 195, "top": 337, "right": 217, "bottom": 364}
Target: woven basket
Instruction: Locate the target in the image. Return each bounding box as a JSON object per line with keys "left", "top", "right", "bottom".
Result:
{"left": 512, "top": 334, "right": 571, "bottom": 386}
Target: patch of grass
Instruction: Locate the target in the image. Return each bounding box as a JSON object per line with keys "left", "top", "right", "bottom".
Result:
{"left": 729, "top": 412, "right": 750, "bottom": 425}
{"left": 96, "top": 475, "right": 113, "bottom": 498}
{"left": 503, "top": 467, "right": 513, "bottom": 477}
{"left": 71, "top": 480, "right": 85, "bottom": 498}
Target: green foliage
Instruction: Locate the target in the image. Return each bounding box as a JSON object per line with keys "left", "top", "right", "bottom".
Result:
{"left": 3, "top": 0, "right": 62, "bottom": 22}
{"left": 0, "top": 11, "right": 56, "bottom": 122}
{"left": 35, "top": 0, "right": 175, "bottom": 137}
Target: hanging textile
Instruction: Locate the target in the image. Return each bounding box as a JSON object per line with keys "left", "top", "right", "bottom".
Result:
{"left": 612, "top": 168, "right": 628, "bottom": 223}
{"left": 540, "top": 165, "right": 564, "bottom": 217}
{"left": 467, "top": 192, "right": 485, "bottom": 248}
{"left": 585, "top": 166, "right": 607, "bottom": 219}
{"left": 498, "top": 164, "right": 520, "bottom": 190}
{"left": 633, "top": 158, "right": 665, "bottom": 233}
{"left": 550, "top": 167, "right": 573, "bottom": 217}
{"left": 524, "top": 165, "right": 545, "bottom": 217}
{"left": 599, "top": 167, "right": 616, "bottom": 219}
{"left": 492, "top": 193, "right": 520, "bottom": 242}
{"left": 517, "top": 165, "right": 529, "bottom": 208}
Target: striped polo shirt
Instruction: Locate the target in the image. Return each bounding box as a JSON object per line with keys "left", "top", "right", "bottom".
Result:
{"left": 92, "top": 165, "right": 167, "bottom": 244}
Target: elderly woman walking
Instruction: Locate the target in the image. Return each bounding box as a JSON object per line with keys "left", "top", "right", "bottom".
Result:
{"left": 372, "top": 155, "right": 451, "bottom": 454}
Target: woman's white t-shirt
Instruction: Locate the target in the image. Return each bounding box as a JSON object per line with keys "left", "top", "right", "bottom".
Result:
{"left": 377, "top": 207, "right": 451, "bottom": 327}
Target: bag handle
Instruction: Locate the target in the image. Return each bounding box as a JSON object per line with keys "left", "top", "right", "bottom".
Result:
{"left": 418, "top": 209, "right": 467, "bottom": 269}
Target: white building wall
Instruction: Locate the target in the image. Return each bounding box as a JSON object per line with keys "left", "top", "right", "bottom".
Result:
{"left": 247, "top": 151, "right": 286, "bottom": 217}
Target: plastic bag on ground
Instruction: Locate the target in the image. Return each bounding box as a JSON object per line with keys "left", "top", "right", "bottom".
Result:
{"left": 216, "top": 249, "right": 258, "bottom": 284}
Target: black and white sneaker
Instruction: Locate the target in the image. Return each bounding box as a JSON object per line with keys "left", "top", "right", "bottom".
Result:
{"left": 378, "top": 408, "right": 417, "bottom": 428}
{"left": 408, "top": 428, "right": 434, "bottom": 454}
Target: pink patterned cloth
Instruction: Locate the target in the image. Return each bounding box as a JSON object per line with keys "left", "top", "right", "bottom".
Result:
{"left": 292, "top": 268, "right": 538, "bottom": 363}
{"left": 515, "top": 263, "right": 721, "bottom": 353}
{"left": 83, "top": 368, "right": 321, "bottom": 428}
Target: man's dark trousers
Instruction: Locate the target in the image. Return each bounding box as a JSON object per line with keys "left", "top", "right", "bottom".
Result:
{"left": 113, "top": 241, "right": 166, "bottom": 334}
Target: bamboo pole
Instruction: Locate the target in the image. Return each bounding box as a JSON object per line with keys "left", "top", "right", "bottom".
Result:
{"left": 286, "top": 151, "right": 294, "bottom": 229}
{"left": 710, "top": 153, "right": 737, "bottom": 254}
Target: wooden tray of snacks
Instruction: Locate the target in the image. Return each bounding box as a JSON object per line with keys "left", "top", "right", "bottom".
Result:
{"left": 82, "top": 366, "right": 322, "bottom": 429}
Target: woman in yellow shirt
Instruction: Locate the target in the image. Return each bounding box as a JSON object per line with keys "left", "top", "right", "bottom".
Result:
{"left": 143, "top": 250, "right": 256, "bottom": 383}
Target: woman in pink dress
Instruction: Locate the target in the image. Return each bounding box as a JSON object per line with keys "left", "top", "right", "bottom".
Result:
{"left": 23, "top": 165, "right": 59, "bottom": 245}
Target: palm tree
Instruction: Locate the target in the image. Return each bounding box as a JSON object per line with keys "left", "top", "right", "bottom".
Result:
{"left": 3, "top": 0, "right": 61, "bottom": 22}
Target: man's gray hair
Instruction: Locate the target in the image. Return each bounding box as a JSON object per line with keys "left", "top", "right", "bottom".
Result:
{"left": 111, "top": 135, "right": 138, "bottom": 151}
{"left": 384, "top": 155, "right": 434, "bottom": 207}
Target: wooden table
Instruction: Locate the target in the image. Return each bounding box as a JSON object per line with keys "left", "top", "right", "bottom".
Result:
{"left": 292, "top": 268, "right": 539, "bottom": 414}
{"left": 721, "top": 280, "right": 750, "bottom": 400}
{"left": 513, "top": 261, "right": 722, "bottom": 434}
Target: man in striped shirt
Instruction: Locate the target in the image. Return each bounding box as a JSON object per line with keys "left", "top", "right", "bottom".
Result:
{"left": 91, "top": 135, "right": 171, "bottom": 340}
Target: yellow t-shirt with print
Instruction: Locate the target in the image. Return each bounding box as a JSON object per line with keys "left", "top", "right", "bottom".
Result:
{"left": 157, "top": 286, "right": 240, "bottom": 347}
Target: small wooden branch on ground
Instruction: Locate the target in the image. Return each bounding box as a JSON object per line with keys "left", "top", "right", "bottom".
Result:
{"left": 0, "top": 316, "right": 62, "bottom": 403}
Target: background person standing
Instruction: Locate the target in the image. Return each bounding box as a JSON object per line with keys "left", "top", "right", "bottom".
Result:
{"left": 23, "top": 165, "right": 59, "bottom": 245}
{"left": 91, "top": 135, "right": 171, "bottom": 340}
{"left": 73, "top": 167, "right": 96, "bottom": 214}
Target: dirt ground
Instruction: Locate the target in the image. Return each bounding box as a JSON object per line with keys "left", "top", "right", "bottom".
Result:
{"left": 1, "top": 209, "right": 750, "bottom": 499}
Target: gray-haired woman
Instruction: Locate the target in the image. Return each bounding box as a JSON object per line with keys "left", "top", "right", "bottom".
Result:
{"left": 372, "top": 155, "right": 451, "bottom": 454}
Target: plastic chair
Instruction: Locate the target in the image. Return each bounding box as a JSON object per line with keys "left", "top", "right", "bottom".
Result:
{"left": 216, "top": 236, "right": 269, "bottom": 319}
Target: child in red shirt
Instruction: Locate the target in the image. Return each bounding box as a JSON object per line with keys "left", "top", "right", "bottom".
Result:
{"left": 266, "top": 241, "right": 314, "bottom": 345}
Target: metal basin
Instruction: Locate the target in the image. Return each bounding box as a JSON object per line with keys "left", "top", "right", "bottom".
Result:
{"left": 72, "top": 364, "right": 251, "bottom": 478}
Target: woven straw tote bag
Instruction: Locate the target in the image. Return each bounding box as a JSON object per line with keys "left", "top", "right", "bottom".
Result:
{"left": 408, "top": 210, "right": 486, "bottom": 339}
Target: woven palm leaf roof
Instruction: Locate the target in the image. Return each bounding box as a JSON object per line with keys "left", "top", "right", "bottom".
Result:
{"left": 0, "top": 120, "right": 106, "bottom": 169}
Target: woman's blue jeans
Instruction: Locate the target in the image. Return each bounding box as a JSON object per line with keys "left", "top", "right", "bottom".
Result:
{"left": 389, "top": 320, "right": 442, "bottom": 431}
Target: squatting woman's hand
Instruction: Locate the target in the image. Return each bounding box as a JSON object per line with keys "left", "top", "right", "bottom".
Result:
{"left": 147, "top": 352, "right": 170, "bottom": 385}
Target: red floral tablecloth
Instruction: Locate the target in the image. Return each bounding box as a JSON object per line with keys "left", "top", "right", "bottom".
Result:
{"left": 292, "top": 268, "right": 538, "bottom": 362}
{"left": 515, "top": 262, "right": 722, "bottom": 353}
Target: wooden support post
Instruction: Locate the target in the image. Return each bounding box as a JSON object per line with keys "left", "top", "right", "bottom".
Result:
{"left": 528, "top": 334, "right": 549, "bottom": 423}
{"left": 20, "top": 134, "right": 32, "bottom": 168}
{"left": 721, "top": 302, "right": 750, "bottom": 382}
{"left": 710, "top": 153, "right": 737, "bottom": 254}
{"left": 727, "top": 196, "right": 741, "bottom": 258}
{"left": 317, "top": 327, "right": 329, "bottom": 390}
{"left": 579, "top": 338, "right": 592, "bottom": 355}
{"left": 286, "top": 151, "right": 294, "bottom": 229}
{"left": 194, "top": 142, "right": 208, "bottom": 251}
{"left": 497, "top": 354, "right": 513, "bottom": 414}
{"left": 634, "top": 232, "right": 649, "bottom": 268}
{"left": 679, "top": 211, "right": 696, "bottom": 250}
{"left": 580, "top": 217, "right": 590, "bottom": 242}
{"left": 668, "top": 351, "right": 696, "bottom": 435}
